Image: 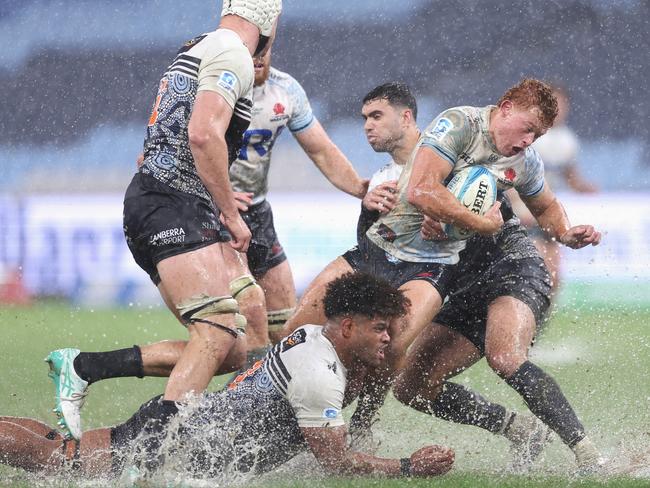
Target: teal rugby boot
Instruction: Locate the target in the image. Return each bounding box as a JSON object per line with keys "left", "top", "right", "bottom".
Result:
{"left": 45, "top": 348, "right": 88, "bottom": 440}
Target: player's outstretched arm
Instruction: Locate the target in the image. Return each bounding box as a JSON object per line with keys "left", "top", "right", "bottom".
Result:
{"left": 301, "top": 425, "right": 454, "bottom": 477}
{"left": 407, "top": 146, "right": 502, "bottom": 235}
{"left": 522, "top": 185, "right": 601, "bottom": 248}
{"left": 295, "top": 120, "right": 369, "bottom": 198}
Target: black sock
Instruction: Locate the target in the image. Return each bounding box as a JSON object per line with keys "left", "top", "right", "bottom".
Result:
{"left": 73, "top": 346, "right": 144, "bottom": 384}
{"left": 505, "top": 361, "right": 585, "bottom": 447}
{"left": 412, "top": 382, "right": 508, "bottom": 434}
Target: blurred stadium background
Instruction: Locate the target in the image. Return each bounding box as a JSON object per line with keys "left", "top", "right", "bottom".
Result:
{"left": 1, "top": 1, "right": 650, "bottom": 485}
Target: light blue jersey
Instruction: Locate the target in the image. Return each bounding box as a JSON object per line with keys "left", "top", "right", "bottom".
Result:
{"left": 366, "top": 105, "right": 545, "bottom": 264}
{"left": 230, "top": 67, "right": 316, "bottom": 204}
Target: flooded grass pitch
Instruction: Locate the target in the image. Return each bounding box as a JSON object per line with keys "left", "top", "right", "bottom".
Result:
{"left": 1, "top": 300, "right": 649, "bottom": 486}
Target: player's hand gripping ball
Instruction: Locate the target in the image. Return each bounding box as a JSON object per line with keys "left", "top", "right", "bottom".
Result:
{"left": 443, "top": 166, "right": 497, "bottom": 240}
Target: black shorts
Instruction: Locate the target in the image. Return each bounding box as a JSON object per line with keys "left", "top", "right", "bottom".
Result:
{"left": 436, "top": 257, "right": 551, "bottom": 355}
{"left": 123, "top": 173, "right": 229, "bottom": 285}
{"left": 241, "top": 200, "right": 286, "bottom": 277}
{"left": 341, "top": 235, "right": 455, "bottom": 298}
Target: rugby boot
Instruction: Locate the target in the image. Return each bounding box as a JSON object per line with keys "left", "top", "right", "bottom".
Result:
{"left": 573, "top": 437, "right": 610, "bottom": 476}
{"left": 45, "top": 348, "right": 88, "bottom": 440}
{"left": 504, "top": 413, "right": 552, "bottom": 473}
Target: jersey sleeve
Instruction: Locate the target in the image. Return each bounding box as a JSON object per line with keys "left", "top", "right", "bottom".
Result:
{"left": 286, "top": 364, "right": 345, "bottom": 428}
{"left": 285, "top": 76, "right": 316, "bottom": 134}
{"left": 516, "top": 148, "right": 546, "bottom": 197}
{"left": 420, "top": 108, "right": 472, "bottom": 165}
{"left": 197, "top": 45, "right": 253, "bottom": 110}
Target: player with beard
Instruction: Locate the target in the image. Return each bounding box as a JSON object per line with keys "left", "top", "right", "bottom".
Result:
{"left": 1, "top": 274, "right": 454, "bottom": 481}
{"left": 44, "top": 47, "right": 368, "bottom": 438}
{"left": 44, "top": 0, "right": 282, "bottom": 441}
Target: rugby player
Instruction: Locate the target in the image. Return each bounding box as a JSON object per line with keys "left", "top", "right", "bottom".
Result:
{"left": 1, "top": 274, "right": 454, "bottom": 480}
{"left": 43, "top": 47, "right": 370, "bottom": 438}
{"left": 44, "top": 0, "right": 283, "bottom": 440}
{"left": 345, "top": 80, "right": 604, "bottom": 472}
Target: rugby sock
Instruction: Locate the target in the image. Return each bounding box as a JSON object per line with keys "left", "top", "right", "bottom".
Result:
{"left": 415, "top": 382, "right": 508, "bottom": 434}
{"left": 73, "top": 346, "right": 144, "bottom": 384}
{"left": 505, "top": 361, "right": 586, "bottom": 447}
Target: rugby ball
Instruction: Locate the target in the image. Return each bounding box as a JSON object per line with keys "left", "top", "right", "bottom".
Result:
{"left": 442, "top": 166, "right": 497, "bottom": 240}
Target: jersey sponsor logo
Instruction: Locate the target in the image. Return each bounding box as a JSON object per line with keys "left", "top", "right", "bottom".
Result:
{"left": 217, "top": 71, "right": 238, "bottom": 94}
{"left": 281, "top": 328, "right": 307, "bottom": 352}
{"left": 323, "top": 408, "right": 340, "bottom": 419}
{"left": 327, "top": 361, "right": 337, "bottom": 374}
{"left": 504, "top": 168, "right": 517, "bottom": 181}
{"left": 428, "top": 117, "right": 453, "bottom": 139}
{"left": 273, "top": 102, "right": 285, "bottom": 115}
{"left": 149, "top": 227, "right": 186, "bottom": 246}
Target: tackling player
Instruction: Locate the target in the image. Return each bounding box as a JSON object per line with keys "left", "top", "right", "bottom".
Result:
{"left": 44, "top": 0, "right": 282, "bottom": 440}
{"left": 1, "top": 274, "right": 454, "bottom": 481}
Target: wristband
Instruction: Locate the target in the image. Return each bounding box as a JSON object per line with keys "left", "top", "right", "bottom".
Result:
{"left": 400, "top": 457, "right": 412, "bottom": 477}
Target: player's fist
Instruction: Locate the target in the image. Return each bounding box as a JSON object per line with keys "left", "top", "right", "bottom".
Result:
{"left": 410, "top": 445, "right": 454, "bottom": 477}
{"left": 560, "top": 224, "right": 601, "bottom": 249}
{"left": 233, "top": 191, "right": 254, "bottom": 212}
{"left": 362, "top": 180, "right": 398, "bottom": 214}
{"left": 222, "top": 214, "right": 252, "bottom": 253}
{"left": 420, "top": 215, "right": 447, "bottom": 241}
{"left": 478, "top": 201, "right": 503, "bottom": 235}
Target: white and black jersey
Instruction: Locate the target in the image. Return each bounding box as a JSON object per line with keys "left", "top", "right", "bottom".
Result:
{"left": 111, "top": 325, "right": 348, "bottom": 477}
{"left": 140, "top": 29, "right": 254, "bottom": 203}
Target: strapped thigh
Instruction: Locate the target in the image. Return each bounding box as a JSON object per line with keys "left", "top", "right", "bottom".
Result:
{"left": 176, "top": 294, "right": 246, "bottom": 338}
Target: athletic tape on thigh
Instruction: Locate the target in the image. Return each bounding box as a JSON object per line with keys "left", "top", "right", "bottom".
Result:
{"left": 176, "top": 294, "right": 247, "bottom": 332}
{"left": 267, "top": 307, "right": 295, "bottom": 332}
{"left": 229, "top": 274, "right": 260, "bottom": 299}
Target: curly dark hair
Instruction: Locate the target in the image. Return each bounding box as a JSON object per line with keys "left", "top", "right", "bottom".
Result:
{"left": 362, "top": 82, "right": 418, "bottom": 121}
{"left": 496, "top": 78, "right": 558, "bottom": 130}
{"left": 323, "top": 272, "right": 410, "bottom": 321}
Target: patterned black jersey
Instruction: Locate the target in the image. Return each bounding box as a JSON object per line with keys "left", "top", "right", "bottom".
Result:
{"left": 140, "top": 29, "right": 254, "bottom": 204}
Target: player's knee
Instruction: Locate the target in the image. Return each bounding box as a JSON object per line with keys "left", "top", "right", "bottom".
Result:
{"left": 393, "top": 375, "right": 419, "bottom": 406}
{"left": 485, "top": 351, "right": 526, "bottom": 379}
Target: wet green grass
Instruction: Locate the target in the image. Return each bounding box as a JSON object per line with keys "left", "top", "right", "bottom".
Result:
{"left": 1, "top": 299, "right": 649, "bottom": 486}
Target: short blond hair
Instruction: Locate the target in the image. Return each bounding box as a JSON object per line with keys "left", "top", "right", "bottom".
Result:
{"left": 497, "top": 78, "right": 558, "bottom": 130}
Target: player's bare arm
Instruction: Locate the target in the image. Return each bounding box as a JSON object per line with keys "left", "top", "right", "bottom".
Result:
{"left": 295, "top": 120, "right": 369, "bottom": 198}
{"left": 301, "top": 425, "right": 454, "bottom": 477}
{"left": 189, "top": 90, "right": 251, "bottom": 251}
{"left": 522, "top": 185, "right": 601, "bottom": 248}
{"left": 406, "top": 146, "right": 503, "bottom": 235}
{"left": 362, "top": 180, "right": 398, "bottom": 214}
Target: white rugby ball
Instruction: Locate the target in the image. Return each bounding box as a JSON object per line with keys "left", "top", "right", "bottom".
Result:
{"left": 442, "top": 166, "right": 497, "bottom": 240}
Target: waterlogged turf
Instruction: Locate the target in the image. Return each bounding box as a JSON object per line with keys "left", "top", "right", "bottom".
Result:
{"left": 1, "top": 298, "right": 649, "bottom": 487}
